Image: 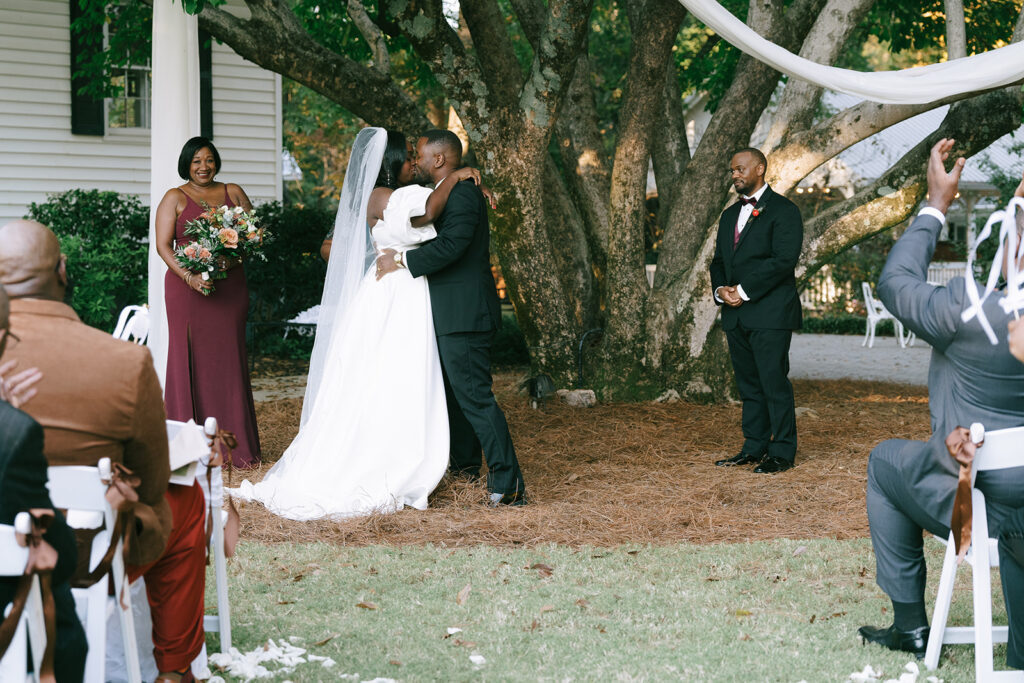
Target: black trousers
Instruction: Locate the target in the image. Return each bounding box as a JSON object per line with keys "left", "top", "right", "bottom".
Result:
{"left": 724, "top": 323, "right": 797, "bottom": 462}
{"left": 437, "top": 331, "right": 525, "bottom": 496}
{"left": 1000, "top": 506, "right": 1024, "bottom": 669}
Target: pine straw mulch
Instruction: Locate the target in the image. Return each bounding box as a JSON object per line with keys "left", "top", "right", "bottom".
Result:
{"left": 235, "top": 374, "right": 930, "bottom": 549}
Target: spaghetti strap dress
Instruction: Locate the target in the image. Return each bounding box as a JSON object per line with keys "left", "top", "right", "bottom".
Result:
{"left": 163, "top": 185, "right": 261, "bottom": 468}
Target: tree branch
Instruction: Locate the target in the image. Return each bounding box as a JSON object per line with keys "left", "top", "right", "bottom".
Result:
{"left": 348, "top": 0, "right": 390, "bottom": 75}
{"left": 460, "top": 0, "right": 523, "bottom": 107}
{"left": 387, "top": 0, "right": 497, "bottom": 141}
{"left": 761, "top": 0, "right": 875, "bottom": 151}
{"left": 798, "top": 87, "right": 1024, "bottom": 280}
{"left": 945, "top": 0, "right": 967, "bottom": 60}
{"left": 195, "top": 0, "right": 428, "bottom": 131}
{"left": 516, "top": 0, "right": 594, "bottom": 141}
{"left": 650, "top": 55, "right": 690, "bottom": 227}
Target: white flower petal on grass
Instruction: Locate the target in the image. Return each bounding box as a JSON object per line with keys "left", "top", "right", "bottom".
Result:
{"left": 470, "top": 654, "right": 487, "bottom": 666}
{"left": 848, "top": 664, "right": 881, "bottom": 683}
{"left": 447, "top": 627, "right": 463, "bottom": 635}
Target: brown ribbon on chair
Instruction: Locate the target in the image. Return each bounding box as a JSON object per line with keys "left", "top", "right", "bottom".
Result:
{"left": 69, "top": 463, "right": 140, "bottom": 606}
{"left": 0, "top": 511, "right": 58, "bottom": 682}
{"left": 206, "top": 429, "right": 241, "bottom": 560}
{"left": 946, "top": 427, "right": 978, "bottom": 564}
{"left": 950, "top": 463, "right": 973, "bottom": 563}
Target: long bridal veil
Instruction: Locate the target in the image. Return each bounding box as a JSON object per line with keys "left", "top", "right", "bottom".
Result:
{"left": 301, "top": 127, "right": 386, "bottom": 425}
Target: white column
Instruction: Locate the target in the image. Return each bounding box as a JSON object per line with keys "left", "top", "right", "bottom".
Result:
{"left": 148, "top": 0, "right": 199, "bottom": 387}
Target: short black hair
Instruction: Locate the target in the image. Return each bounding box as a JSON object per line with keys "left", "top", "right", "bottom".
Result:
{"left": 421, "top": 129, "right": 463, "bottom": 166}
{"left": 376, "top": 129, "right": 407, "bottom": 190}
{"left": 731, "top": 147, "right": 767, "bottom": 174}
{"left": 177, "top": 136, "right": 221, "bottom": 181}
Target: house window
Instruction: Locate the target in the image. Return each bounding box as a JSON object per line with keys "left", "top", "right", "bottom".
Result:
{"left": 105, "top": 20, "right": 150, "bottom": 130}
{"left": 107, "top": 66, "right": 151, "bottom": 129}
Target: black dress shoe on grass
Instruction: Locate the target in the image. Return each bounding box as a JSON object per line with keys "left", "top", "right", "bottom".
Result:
{"left": 857, "top": 624, "right": 929, "bottom": 659}
{"left": 753, "top": 455, "right": 793, "bottom": 473}
{"left": 715, "top": 451, "right": 765, "bottom": 467}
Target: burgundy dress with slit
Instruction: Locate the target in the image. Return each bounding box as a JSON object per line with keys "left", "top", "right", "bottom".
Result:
{"left": 164, "top": 187, "right": 261, "bottom": 468}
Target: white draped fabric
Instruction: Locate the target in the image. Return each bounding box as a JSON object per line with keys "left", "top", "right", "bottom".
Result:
{"left": 148, "top": 0, "right": 200, "bottom": 387}
{"left": 678, "top": 0, "right": 1024, "bottom": 104}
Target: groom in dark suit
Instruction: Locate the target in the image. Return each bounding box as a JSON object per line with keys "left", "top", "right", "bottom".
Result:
{"left": 709, "top": 148, "right": 803, "bottom": 474}
{"left": 376, "top": 129, "right": 526, "bottom": 506}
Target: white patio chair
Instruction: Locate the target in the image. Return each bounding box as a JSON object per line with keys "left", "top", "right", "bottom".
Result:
{"left": 0, "top": 513, "right": 45, "bottom": 683}
{"left": 111, "top": 306, "right": 149, "bottom": 345}
{"left": 861, "top": 282, "right": 914, "bottom": 348}
{"left": 924, "top": 423, "right": 1024, "bottom": 682}
{"left": 47, "top": 458, "right": 141, "bottom": 683}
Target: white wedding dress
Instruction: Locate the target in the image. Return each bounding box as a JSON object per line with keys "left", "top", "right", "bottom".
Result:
{"left": 231, "top": 185, "right": 449, "bottom": 520}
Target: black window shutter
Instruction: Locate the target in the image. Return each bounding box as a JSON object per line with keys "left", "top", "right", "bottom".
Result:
{"left": 199, "top": 30, "right": 213, "bottom": 139}
{"left": 69, "top": 0, "right": 104, "bottom": 136}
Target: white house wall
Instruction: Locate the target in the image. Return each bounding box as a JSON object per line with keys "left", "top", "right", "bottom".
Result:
{"left": 0, "top": 0, "right": 281, "bottom": 226}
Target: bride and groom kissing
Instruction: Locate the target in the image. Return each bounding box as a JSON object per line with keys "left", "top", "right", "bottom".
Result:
{"left": 232, "top": 128, "right": 527, "bottom": 519}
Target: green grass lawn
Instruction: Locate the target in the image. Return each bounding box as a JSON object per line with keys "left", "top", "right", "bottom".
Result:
{"left": 203, "top": 538, "right": 1006, "bottom": 682}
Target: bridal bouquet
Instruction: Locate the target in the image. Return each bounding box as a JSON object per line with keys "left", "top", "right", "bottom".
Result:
{"left": 175, "top": 204, "right": 271, "bottom": 294}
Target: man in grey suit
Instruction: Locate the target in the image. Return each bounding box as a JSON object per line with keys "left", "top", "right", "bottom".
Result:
{"left": 858, "top": 139, "right": 1024, "bottom": 658}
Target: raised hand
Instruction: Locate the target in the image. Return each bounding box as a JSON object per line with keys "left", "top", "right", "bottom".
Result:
{"left": 0, "top": 359, "right": 42, "bottom": 409}
{"left": 926, "top": 138, "right": 965, "bottom": 214}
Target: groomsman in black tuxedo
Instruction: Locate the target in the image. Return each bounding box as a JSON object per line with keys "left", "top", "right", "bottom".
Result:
{"left": 709, "top": 148, "right": 803, "bottom": 474}
{"left": 376, "top": 129, "right": 527, "bottom": 506}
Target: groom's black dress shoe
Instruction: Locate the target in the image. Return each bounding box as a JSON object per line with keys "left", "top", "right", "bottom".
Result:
{"left": 857, "top": 624, "right": 929, "bottom": 659}
{"left": 715, "top": 451, "right": 765, "bottom": 467}
{"left": 487, "top": 491, "right": 527, "bottom": 507}
{"left": 753, "top": 455, "right": 793, "bottom": 474}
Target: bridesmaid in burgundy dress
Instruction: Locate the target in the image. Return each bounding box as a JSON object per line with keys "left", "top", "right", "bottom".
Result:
{"left": 155, "top": 137, "right": 261, "bottom": 468}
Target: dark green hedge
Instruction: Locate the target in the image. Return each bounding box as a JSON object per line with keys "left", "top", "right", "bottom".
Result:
{"left": 799, "top": 314, "right": 896, "bottom": 336}
{"left": 26, "top": 189, "right": 149, "bottom": 331}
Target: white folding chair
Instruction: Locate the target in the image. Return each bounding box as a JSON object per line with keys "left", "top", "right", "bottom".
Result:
{"left": 924, "top": 423, "right": 1024, "bottom": 682}
{"left": 111, "top": 306, "right": 149, "bottom": 345}
{"left": 861, "top": 282, "right": 914, "bottom": 348}
{"left": 47, "top": 458, "right": 141, "bottom": 683}
{"left": 0, "top": 513, "right": 45, "bottom": 683}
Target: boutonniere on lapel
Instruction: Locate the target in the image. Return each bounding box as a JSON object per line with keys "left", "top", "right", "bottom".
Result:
{"left": 746, "top": 202, "right": 765, "bottom": 226}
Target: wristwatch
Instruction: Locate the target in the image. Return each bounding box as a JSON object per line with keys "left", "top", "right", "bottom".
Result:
{"left": 393, "top": 251, "right": 406, "bottom": 269}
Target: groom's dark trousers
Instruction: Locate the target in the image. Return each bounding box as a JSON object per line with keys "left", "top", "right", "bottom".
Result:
{"left": 406, "top": 179, "right": 526, "bottom": 497}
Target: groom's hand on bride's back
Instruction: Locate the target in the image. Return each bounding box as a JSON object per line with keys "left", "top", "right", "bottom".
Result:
{"left": 376, "top": 248, "right": 399, "bottom": 280}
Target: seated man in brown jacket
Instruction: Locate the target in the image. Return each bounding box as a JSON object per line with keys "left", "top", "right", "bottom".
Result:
{"left": 0, "top": 220, "right": 207, "bottom": 683}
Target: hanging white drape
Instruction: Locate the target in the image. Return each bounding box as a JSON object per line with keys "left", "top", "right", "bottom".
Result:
{"left": 148, "top": 0, "right": 200, "bottom": 387}
{"left": 679, "top": 0, "right": 1024, "bottom": 104}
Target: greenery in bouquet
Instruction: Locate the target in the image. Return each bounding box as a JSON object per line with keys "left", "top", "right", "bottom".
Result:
{"left": 173, "top": 236, "right": 220, "bottom": 293}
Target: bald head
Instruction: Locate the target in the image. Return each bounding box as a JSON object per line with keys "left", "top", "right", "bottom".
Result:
{"left": 0, "top": 220, "right": 66, "bottom": 301}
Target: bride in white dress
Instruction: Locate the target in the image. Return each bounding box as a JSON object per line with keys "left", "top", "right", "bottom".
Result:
{"left": 232, "top": 127, "right": 486, "bottom": 520}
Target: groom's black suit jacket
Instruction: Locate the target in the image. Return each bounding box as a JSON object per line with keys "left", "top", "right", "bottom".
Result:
{"left": 709, "top": 186, "right": 803, "bottom": 331}
{"left": 406, "top": 180, "right": 501, "bottom": 336}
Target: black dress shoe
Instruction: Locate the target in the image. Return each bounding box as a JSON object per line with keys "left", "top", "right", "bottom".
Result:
{"left": 753, "top": 455, "right": 793, "bottom": 474}
{"left": 487, "top": 491, "right": 527, "bottom": 507}
{"left": 857, "top": 624, "right": 929, "bottom": 659}
{"left": 715, "top": 451, "right": 765, "bottom": 467}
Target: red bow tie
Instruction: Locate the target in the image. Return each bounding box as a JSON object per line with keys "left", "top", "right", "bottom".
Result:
{"left": 739, "top": 196, "right": 757, "bottom": 207}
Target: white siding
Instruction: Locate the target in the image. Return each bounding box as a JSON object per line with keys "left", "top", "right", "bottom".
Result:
{"left": 0, "top": 0, "right": 282, "bottom": 225}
